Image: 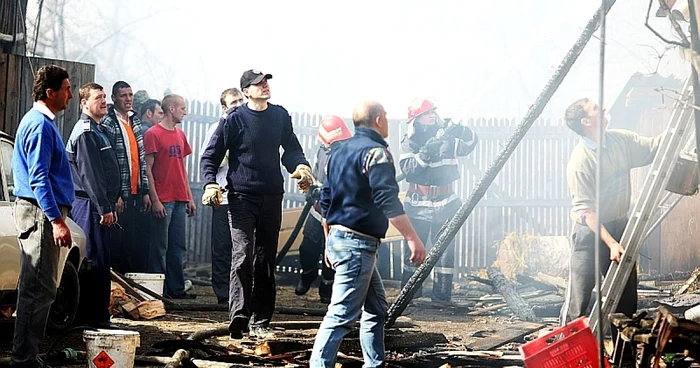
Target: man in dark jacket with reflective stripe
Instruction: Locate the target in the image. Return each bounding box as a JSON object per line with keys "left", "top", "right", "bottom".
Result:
{"left": 66, "top": 82, "right": 121, "bottom": 328}
{"left": 399, "top": 98, "right": 478, "bottom": 303}
{"left": 295, "top": 115, "right": 352, "bottom": 303}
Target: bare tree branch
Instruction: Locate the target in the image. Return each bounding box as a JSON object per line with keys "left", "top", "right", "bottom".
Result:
{"left": 645, "top": 0, "right": 690, "bottom": 48}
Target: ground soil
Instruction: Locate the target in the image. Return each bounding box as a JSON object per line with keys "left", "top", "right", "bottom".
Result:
{"left": 0, "top": 278, "right": 545, "bottom": 367}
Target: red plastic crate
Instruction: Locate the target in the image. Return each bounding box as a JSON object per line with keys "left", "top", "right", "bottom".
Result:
{"left": 519, "top": 317, "right": 610, "bottom": 368}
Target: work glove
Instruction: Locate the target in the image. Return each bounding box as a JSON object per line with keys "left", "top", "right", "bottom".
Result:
{"left": 438, "top": 138, "right": 455, "bottom": 158}
{"left": 291, "top": 164, "right": 314, "bottom": 193}
{"left": 201, "top": 183, "right": 223, "bottom": 207}
{"left": 418, "top": 137, "right": 443, "bottom": 163}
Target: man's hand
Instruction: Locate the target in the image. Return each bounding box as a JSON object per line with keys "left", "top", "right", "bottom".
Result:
{"left": 201, "top": 183, "right": 222, "bottom": 207}
{"left": 152, "top": 200, "right": 167, "bottom": 219}
{"left": 116, "top": 197, "right": 125, "bottom": 214}
{"left": 291, "top": 164, "right": 314, "bottom": 193}
{"left": 407, "top": 238, "right": 426, "bottom": 265}
{"left": 187, "top": 200, "right": 196, "bottom": 217}
{"left": 100, "top": 212, "right": 116, "bottom": 227}
{"left": 142, "top": 194, "right": 152, "bottom": 213}
{"left": 51, "top": 218, "right": 72, "bottom": 248}
{"left": 609, "top": 241, "right": 625, "bottom": 264}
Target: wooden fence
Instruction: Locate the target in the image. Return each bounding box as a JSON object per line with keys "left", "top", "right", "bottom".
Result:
{"left": 180, "top": 99, "right": 580, "bottom": 280}
{"left": 0, "top": 52, "right": 95, "bottom": 139}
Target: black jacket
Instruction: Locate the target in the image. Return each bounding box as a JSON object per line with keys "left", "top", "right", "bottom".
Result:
{"left": 66, "top": 113, "right": 121, "bottom": 214}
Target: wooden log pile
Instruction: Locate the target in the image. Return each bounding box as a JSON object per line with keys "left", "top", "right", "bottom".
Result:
{"left": 109, "top": 272, "right": 165, "bottom": 320}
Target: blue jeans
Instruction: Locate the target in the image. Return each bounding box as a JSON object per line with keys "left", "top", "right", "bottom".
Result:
{"left": 310, "top": 228, "right": 387, "bottom": 368}
{"left": 148, "top": 201, "right": 187, "bottom": 296}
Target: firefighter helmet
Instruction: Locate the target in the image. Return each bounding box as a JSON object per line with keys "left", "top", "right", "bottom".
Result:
{"left": 318, "top": 115, "right": 352, "bottom": 146}
{"left": 407, "top": 98, "right": 437, "bottom": 122}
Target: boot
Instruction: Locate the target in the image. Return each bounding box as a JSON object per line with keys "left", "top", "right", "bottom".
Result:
{"left": 431, "top": 273, "right": 453, "bottom": 304}
{"left": 295, "top": 269, "right": 318, "bottom": 296}
{"left": 319, "top": 276, "right": 333, "bottom": 304}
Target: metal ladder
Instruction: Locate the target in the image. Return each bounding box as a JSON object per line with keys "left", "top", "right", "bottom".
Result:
{"left": 588, "top": 77, "right": 697, "bottom": 337}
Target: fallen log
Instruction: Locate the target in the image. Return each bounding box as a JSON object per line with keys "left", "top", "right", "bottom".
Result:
{"left": 164, "top": 349, "right": 190, "bottom": 368}
{"left": 640, "top": 271, "right": 692, "bottom": 282}
{"left": 535, "top": 272, "right": 567, "bottom": 291}
{"left": 675, "top": 267, "right": 700, "bottom": 295}
{"left": 487, "top": 267, "right": 537, "bottom": 321}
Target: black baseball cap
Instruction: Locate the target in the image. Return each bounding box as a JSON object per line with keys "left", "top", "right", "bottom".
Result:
{"left": 240, "top": 69, "right": 273, "bottom": 89}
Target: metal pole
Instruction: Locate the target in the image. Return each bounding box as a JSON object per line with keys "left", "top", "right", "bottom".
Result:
{"left": 594, "top": 0, "right": 607, "bottom": 365}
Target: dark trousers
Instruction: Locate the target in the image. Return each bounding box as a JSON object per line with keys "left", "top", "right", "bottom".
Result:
{"left": 298, "top": 215, "right": 335, "bottom": 298}
{"left": 111, "top": 195, "right": 152, "bottom": 273}
{"left": 71, "top": 197, "right": 112, "bottom": 325}
{"left": 227, "top": 193, "right": 283, "bottom": 331}
{"left": 11, "top": 199, "right": 61, "bottom": 365}
{"left": 212, "top": 205, "right": 233, "bottom": 303}
{"left": 402, "top": 218, "right": 455, "bottom": 301}
{"left": 560, "top": 218, "right": 638, "bottom": 326}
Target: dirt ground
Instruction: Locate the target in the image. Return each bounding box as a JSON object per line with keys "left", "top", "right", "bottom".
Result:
{"left": 0, "top": 278, "right": 547, "bottom": 367}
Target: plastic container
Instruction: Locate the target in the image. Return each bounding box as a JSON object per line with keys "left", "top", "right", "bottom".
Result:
{"left": 83, "top": 329, "right": 140, "bottom": 368}
{"left": 124, "top": 272, "right": 165, "bottom": 299}
{"left": 519, "top": 317, "right": 610, "bottom": 368}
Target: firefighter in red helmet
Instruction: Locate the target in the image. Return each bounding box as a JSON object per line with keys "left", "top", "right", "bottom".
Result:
{"left": 295, "top": 115, "right": 352, "bottom": 302}
{"left": 399, "top": 98, "right": 479, "bottom": 304}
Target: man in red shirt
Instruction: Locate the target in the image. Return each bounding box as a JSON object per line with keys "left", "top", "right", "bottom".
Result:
{"left": 144, "top": 94, "right": 197, "bottom": 299}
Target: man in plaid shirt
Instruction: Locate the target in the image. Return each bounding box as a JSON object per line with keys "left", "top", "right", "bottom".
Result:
{"left": 101, "top": 81, "right": 152, "bottom": 273}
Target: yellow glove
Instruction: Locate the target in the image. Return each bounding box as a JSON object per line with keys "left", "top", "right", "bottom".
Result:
{"left": 290, "top": 164, "right": 314, "bottom": 193}
{"left": 201, "top": 183, "right": 223, "bottom": 207}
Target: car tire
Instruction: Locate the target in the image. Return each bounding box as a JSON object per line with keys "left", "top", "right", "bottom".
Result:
{"left": 46, "top": 261, "right": 80, "bottom": 331}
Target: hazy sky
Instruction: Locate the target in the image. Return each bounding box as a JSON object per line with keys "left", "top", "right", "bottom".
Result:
{"left": 26, "top": 0, "right": 691, "bottom": 121}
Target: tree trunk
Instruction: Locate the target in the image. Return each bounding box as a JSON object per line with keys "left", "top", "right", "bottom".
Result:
{"left": 487, "top": 267, "right": 537, "bottom": 322}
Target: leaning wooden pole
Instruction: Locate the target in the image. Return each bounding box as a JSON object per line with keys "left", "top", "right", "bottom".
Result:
{"left": 385, "top": 0, "right": 618, "bottom": 328}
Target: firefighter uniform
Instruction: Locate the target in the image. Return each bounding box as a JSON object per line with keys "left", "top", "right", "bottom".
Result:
{"left": 399, "top": 99, "right": 478, "bottom": 302}
{"left": 295, "top": 116, "right": 352, "bottom": 302}
{"left": 66, "top": 113, "right": 121, "bottom": 326}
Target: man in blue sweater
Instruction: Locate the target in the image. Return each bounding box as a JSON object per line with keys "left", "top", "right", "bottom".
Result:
{"left": 309, "top": 101, "right": 426, "bottom": 368}
{"left": 11, "top": 65, "right": 75, "bottom": 367}
{"left": 200, "top": 69, "right": 314, "bottom": 339}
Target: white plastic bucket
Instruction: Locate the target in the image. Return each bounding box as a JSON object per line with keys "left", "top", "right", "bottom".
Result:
{"left": 83, "top": 329, "right": 140, "bottom": 368}
{"left": 125, "top": 272, "right": 165, "bottom": 299}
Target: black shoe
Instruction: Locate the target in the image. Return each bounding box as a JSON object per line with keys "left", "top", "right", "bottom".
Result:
{"left": 295, "top": 272, "right": 316, "bottom": 296}
{"left": 229, "top": 317, "right": 247, "bottom": 339}
{"left": 217, "top": 299, "right": 228, "bottom": 305}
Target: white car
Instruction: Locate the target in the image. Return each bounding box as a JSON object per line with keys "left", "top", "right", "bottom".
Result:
{"left": 0, "top": 131, "right": 87, "bottom": 330}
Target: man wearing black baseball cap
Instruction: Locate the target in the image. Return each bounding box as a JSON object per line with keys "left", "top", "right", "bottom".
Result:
{"left": 240, "top": 69, "right": 273, "bottom": 89}
{"left": 200, "top": 69, "right": 314, "bottom": 339}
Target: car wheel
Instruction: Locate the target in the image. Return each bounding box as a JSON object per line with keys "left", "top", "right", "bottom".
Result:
{"left": 46, "top": 261, "right": 80, "bottom": 331}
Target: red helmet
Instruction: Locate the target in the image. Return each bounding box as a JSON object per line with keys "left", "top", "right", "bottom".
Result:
{"left": 407, "top": 98, "right": 436, "bottom": 122}
{"left": 318, "top": 115, "right": 352, "bottom": 145}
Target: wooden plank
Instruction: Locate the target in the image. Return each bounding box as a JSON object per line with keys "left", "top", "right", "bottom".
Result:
{"left": 468, "top": 321, "right": 545, "bottom": 350}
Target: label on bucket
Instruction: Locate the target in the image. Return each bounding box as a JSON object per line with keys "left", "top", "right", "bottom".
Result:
{"left": 93, "top": 350, "right": 115, "bottom": 368}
